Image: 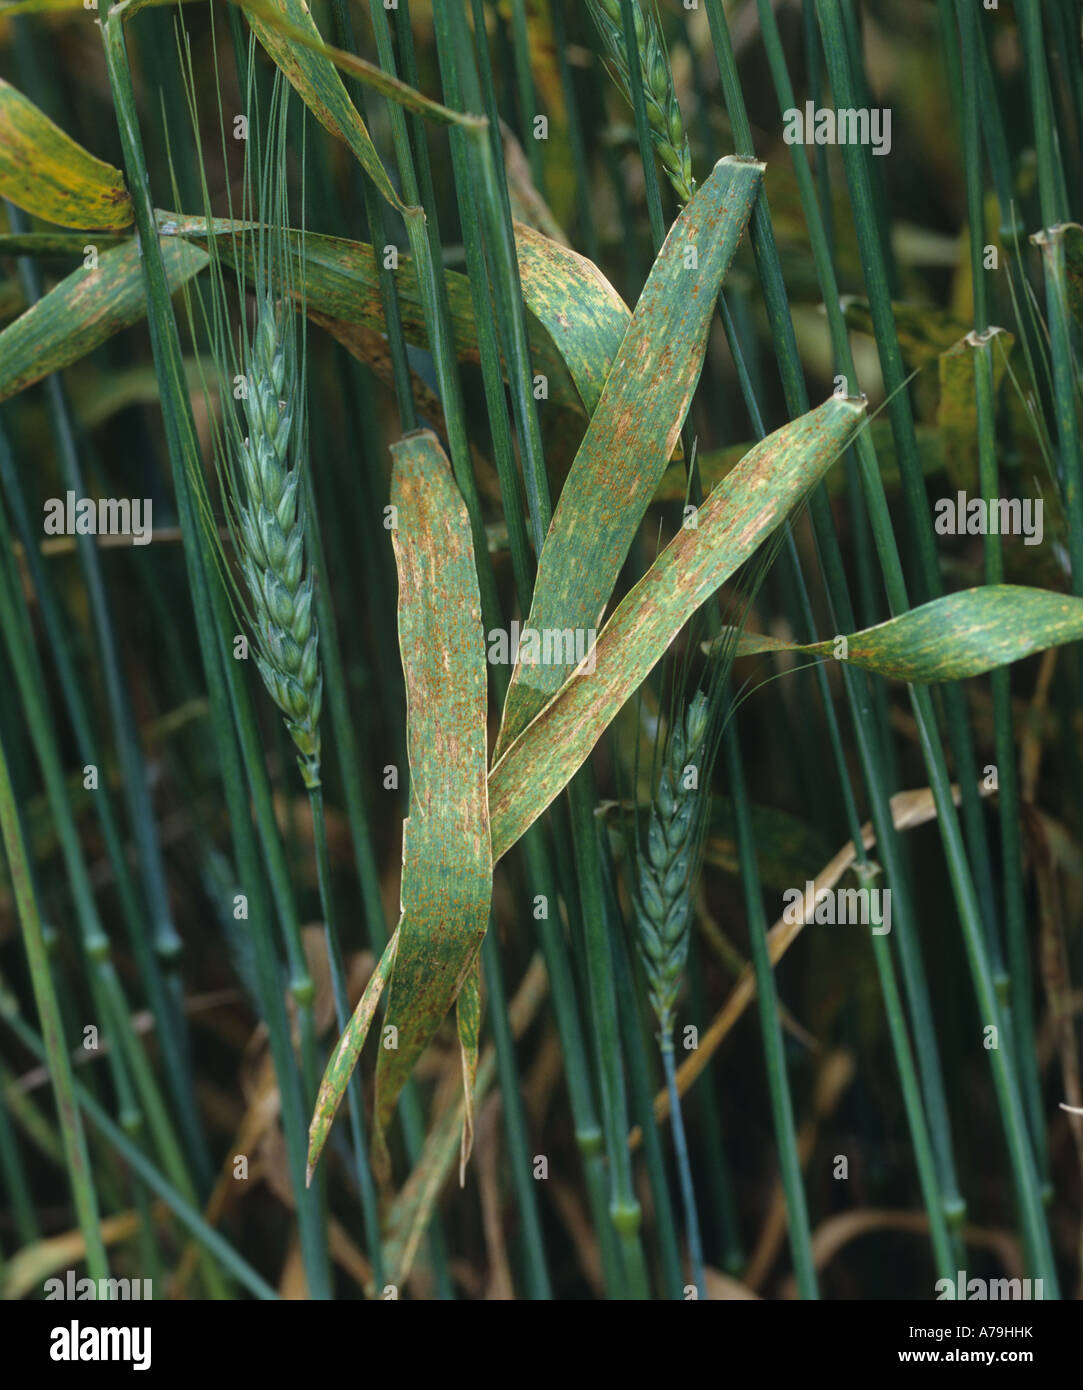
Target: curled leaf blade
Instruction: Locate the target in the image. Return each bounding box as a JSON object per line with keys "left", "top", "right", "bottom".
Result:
{"left": 514, "top": 220, "right": 631, "bottom": 416}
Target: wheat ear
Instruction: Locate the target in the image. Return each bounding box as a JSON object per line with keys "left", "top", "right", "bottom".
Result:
{"left": 635, "top": 689, "right": 709, "bottom": 1038}
{"left": 236, "top": 294, "right": 322, "bottom": 790}
{"left": 587, "top": 0, "right": 696, "bottom": 204}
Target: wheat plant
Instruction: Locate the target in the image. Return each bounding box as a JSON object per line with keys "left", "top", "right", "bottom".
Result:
{"left": 0, "top": 0, "right": 1080, "bottom": 1319}
{"left": 633, "top": 687, "right": 710, "bottom": 1295}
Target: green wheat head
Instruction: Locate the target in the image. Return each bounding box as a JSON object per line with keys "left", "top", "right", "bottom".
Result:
{"left": 587, "top": 0, "right": 695, "bottom": 204}
{"left": 176, "top": 56, "right": 323, "bottom": 790}
{"left": 235, "top": 295, "right": 322, "bottom": 790}
{"left": 635, "top": 689, "right": 709, "bottom": 1038}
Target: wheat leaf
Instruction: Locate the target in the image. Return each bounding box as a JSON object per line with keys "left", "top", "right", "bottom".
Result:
{"left": 0, "top": 78, "right": 132, "bottom": 230}
{"left": 727, "top": 585, "right": 1083, "bottom": 682}
{"left": 0, "top": 239, "right": 208, "bottom": 403}
{"left": 305, "top": 926, "right": 399, "bottom": 1184}
{"left": 371, "top": 430, "right": 492, "bottom": 1170}
{"left": 488, "top": 394, "right": 866, "bottom": 861}
{"left": 513, "top": 220, "right": 632, "bottom": 416}
{"left": 455, "top": 957, "right": 482, "bottom": 1185}
{"left": 243, "top": 0, "right": 409, "bottom": 215}
{"left": 494, "top": 155, "right": 763, "bottom": 756}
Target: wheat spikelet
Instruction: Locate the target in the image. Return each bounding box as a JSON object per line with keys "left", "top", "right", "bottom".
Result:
{"left": 235, "top": 293, "right": 322, "bottom": 790}
{"left": 635, "top": 690, "right": 709, "bottom": 1036}
{"left": 587, "top": 0, "right": 696, "bottom": 204}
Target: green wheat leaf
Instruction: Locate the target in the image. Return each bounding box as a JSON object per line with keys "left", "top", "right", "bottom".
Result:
{"left": 494, "top": 155, "right": 764, "bottom": 757}
{"left": 243, "top": 0, "right": 409, "bottom": 215}
{"left": 455, "top": 958, "right": 482, "bottom": 1184}
{"left": 726, "top": 585, "right": 1083, "bottom": 683}
{"left": 513, "top": 220, "right": 631, "bottom": 416}
{"left": 488, "top": 394, "right": 866, "bottom": 861}
{"left": 0, "top": 238, "right": 208, "bottom": 403}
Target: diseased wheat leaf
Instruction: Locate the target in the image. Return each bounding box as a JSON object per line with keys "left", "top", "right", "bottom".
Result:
{"left": 494, "top": 155, "right": 764, "bottom": 756}
{"left": 513, "top": 220, "right": 631, "bottom": 415}
{"left": 0, "top": 239, "right": 208, "bottom": 403}
{"left": 728, "top": 585, "right": 1083, "bottom": 682}
{"left": 488, "top": 395, "right": 867, "bottom": 861}
{"left": 842, "top": 296, "right": 971, "bottom": 367}
{"left": 0, "top": 219, "right": 627, "bottom": 419}
{"left": 371, "top": 430, "right": 492, "bottom": 1172}
{"left": 937, "top": 329, "right": 1014, "bottom": 488}
{"left": 1062, "top": 223, "right": 1083, "bottom": 327}
{"left": 243, "top": 0, "right": 408, "bottom": 215}
{"left": 455, "top": 957, "right": 482, "bottom": 1184}
{"left": 654, "top": 421, "right": 946, "bottom": 502}
{"left": 380, "top": 956, "right": 548, "bottom": 1290}
{"left": 0, "top": 78, "right": 132, "bottom": 230}
{"left": 1, "top": 207, "right": 649, "bottom": 429}
{"left": 195, "top": 222, "right": 584, "bottom": 415}
{"left": 306, "top": 926, "right": 399, "bottom": 1184}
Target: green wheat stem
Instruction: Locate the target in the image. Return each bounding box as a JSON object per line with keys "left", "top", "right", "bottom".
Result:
{"left": 0, "top": 731, "right": 108, "bottom": 1284}
{"left": 603, "top": 877, "right": 686, "bottom": 1298}
{"left": 811, "top": 0, "right": 1005, "bottom": 972}
{"left": 955, "top": 0, "right": 1049, "bottom": 1192}
{"left": 309, "top": 784, "right": 385, "bottom": 1290}
{"left": 722, "top": 715, "right": 817, "bottom": 1298}
{"left": 508, "top": 0, "right": 548, "bottom": 197}
{"left": 481, "top": 930, "right": 553, "bottom": 1299}
{"left": 0, "top": 482, "right": 226, "bottom": 1294}
{"left": 0, "top": 1075, "right": 38, "bottom": 1247}
{"left": 660, "top": 1041, "right": 701, "bottom": 1293}
{"left": 2, "top": 199, "right": 208, "bottom": 1188}
{"left": 549, "top": 0, "right": 601, "bottom": 263}
{"left": 691, "top": 0, "right": 963, "bottom": 1275}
